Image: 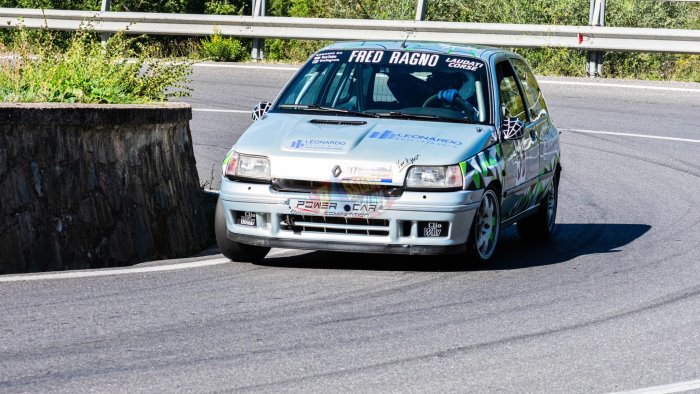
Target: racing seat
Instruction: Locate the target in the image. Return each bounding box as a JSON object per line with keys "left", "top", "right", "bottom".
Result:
{"left": 387, "top": 73, "right": 433, "bottom": 107}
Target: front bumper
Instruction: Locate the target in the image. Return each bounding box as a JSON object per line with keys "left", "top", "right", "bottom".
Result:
{"left": 219, "top": 179, "right": 483, "bottom": 255}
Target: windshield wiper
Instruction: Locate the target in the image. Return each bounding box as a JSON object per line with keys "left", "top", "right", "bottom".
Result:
{"left": 278, "top": 104, "right": 377, "bottom": 118}
{"left": 373, "top": 111, "right": 474, "bottom": 124}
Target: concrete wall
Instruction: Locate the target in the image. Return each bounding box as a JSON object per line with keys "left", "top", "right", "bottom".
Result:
{"left": 0, "top": 103, "right": 211, "bottom": 274}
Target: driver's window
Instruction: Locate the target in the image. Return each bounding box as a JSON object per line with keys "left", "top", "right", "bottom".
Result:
{"left": 512, "top": 59, "right": 548, "bottom": 121}
{"left": 496, "top": 61, "right": 528, "bottom": 123}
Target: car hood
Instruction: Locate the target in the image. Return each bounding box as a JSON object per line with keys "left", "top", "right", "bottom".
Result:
{"left": 233, "top": 113, "right": 495, "bottom": 185}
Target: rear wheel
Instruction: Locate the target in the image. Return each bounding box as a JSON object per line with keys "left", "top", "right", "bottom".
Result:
{"left": 466, "top": 188, "right": 501, "bottom": 266}
{"left": 215, "top": 197, "right": 270, "bottom": 263}
{"left": 517, "top": 174, "right": 559, "bottom": 241}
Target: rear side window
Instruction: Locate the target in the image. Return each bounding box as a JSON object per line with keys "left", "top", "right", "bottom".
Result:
{"left": 512, "top": 59, "right": 548, "bottom": 121}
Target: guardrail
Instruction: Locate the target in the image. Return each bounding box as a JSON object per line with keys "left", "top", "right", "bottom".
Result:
{"left": 1, "top": 8, "right": 698, "bottom": 54}
{"left": 1, "top": 7, "right": 699, "bottom": 78}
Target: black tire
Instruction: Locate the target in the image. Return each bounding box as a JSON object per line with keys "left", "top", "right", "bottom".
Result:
{"left": 215, "top": 197, "right": 270, "bottom": 263}
{"left": 464, "top": 187, "right": 501, "bottom": 266}
{"left": 517, "top": 173, "right": 559, "bottom": 241}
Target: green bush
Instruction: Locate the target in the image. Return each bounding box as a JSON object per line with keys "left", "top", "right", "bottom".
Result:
{"left": 199, "top": 33, "right": 248, "bottom": 62}
{"left": 204, "top": 0, "right": 244, "bottom": 15}
{"left": 264, "top": 39, "right": 328, "bottom": 63}
{"left": 0, "top": 28, "right": 192, "bottom": 103}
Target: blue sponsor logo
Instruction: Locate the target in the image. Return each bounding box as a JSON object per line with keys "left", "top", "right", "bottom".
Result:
{"left": 369, "top": 130, "right": 397, "bottom": 140}
{"left": 289, "top": 138, "right": 347, "bottom": 151}
{"left": 368, "top": 130, "right": 462, "bottom": 146}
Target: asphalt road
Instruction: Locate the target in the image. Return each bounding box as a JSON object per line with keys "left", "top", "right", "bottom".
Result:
{"left": 0, "top": 63, "right": 699, "bottom": 393}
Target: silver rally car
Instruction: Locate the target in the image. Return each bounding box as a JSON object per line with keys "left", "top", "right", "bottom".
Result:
{"left": 216, "top": 41, "right": 561, "bottom": 265}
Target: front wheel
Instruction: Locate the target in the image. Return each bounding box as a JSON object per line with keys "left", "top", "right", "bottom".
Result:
{"left": 466, "top": 188, "right": 501, "bottom": 265}
{"left": 215, "top": 197, "right": 270, "bottom": 263}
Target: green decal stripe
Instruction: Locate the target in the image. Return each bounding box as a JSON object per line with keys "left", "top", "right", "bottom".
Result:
{"left": 489, "top": 157, "right": 497, "bottom": 167}
{"left": 459, "top": 161, "right": 467, "bottom": 176}
{"left": 222, "top": 150, "right": 233, "bottom": 165}
{"left": 473, "top": 171, "right": 481, "bottom": 189}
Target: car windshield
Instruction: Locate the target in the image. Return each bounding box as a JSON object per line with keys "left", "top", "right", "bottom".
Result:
{"left": 274, "top": 49, "right": 491, "bottom": 124}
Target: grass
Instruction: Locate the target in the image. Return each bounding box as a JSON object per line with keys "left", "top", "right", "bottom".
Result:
{"left": 0, "top": 27, "right": 193, "bottom": 104}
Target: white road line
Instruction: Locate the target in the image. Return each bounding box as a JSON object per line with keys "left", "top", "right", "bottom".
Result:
{"left": 539, "top": 80, "right": 700, "bottom": 94}
{"left": 565, "top": 128, "right": 700, "bottom": 144}
{"left": 608, "top": 378, "right": 700, "bottom": 394}
{"left": 194, "top": 63, "right": 299, "bottom": 71}
{"left": 193, "top": 108, "right": 249, "bottom": 114}
{"left": 0, "top": 258, "right": 231, "bottom": 283}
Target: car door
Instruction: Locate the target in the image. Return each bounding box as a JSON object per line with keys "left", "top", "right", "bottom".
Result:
{"left": 496, "top": 60, "right": 541, "bottom": 220}
{"left": 511, "top": 58, "right": 559, "bottom": 179}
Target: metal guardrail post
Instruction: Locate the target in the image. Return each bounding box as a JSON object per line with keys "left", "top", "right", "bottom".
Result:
{"left": 586, "top": 0, "right": 605, "bottom": 77}
{"left": 415, "top": 0, "right": 427, "bottom": 21}
{"left": 100, "top": 0, "right": 110, "bottom": 44}
{"left": 251, "top": 0, "right": 265, "bottom": 61}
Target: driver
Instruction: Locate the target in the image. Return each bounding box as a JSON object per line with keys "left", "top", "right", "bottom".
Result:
{"left": 428, "top": 70, "right": 476, "bottom": 107}
{"left": 426, "top": 70, "right": 479, "bottom": 119}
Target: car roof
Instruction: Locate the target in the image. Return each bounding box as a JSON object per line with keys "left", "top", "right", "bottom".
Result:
{"left": 319, "top": 41, "right": 518, "bottom": 61}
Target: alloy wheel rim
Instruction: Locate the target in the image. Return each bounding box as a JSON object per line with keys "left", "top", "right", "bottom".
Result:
{"left": 475, "top": 191, "right": 499, "bottom": 259}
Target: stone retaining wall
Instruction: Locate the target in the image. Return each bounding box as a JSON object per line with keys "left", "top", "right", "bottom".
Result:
{"left": 0, "top": 103, "right": 211, "bottom": 274}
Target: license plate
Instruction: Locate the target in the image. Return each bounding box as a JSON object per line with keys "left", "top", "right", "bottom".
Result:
{"left": 289, "top": 199, "right": 379, "bottom": 217}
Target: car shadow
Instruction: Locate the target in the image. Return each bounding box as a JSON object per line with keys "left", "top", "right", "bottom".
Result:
{"left": 256, "top": 223, "right": 651, "bottom": 272}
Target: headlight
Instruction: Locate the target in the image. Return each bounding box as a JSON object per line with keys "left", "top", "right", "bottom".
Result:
{"left": 225, "top": 152, "right": 271, "bottom": 181}
{"left": 405, "top": 165, "right": 463, "bottom": 189}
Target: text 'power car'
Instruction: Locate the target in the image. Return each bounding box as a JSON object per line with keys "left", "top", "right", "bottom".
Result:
{"left": 216, "top": 41, "right": 561, "bottom": 265}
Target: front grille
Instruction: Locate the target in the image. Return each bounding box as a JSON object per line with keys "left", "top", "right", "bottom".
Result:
{"left": 281, "top": 214, "right": 390, "bottom": 236}
{"left": 272, "top": 179, "right": 403, "bottom": 197}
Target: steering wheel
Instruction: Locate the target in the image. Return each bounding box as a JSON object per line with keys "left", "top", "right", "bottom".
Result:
{"left": 423, "top": 92, "right": 479, "bottom": 120}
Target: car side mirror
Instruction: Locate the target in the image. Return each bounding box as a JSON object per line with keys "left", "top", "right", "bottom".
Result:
{"left": 252, "top": 101, "right": 271, "bottom": 121}
{"left": 500, "top": 117, "right": 525, "bottom": 141}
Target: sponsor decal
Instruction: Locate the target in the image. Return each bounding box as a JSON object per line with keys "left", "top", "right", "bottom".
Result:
{"left": 290, "top": 199, "right": 379, "bottom": 218}
{"left": 289, "top": 138, "right": 347, "bottom": 151}
{"left": 340, "top": 176, "right": 393, "bottom": 184}
{"left": 340, "top": 164, "right": 393, "bottom": 184}
{"left": 445, "top": 57, "right": 484, "bottom": 71}
{"left": 368, "top": 130, "right": 462, "bottom": 147}
{"left": 396, "top": 154, "right": 420, "bottom": 171}
{"left": 326, "top": 162, "right": 394, "bottom": 184}
{"left": 348, "top": 50, "right": 384, "bottom": 63}
{"left": 388, "top": 51, "right": 439, "bottom": 67}
{"left": 418, "top": 221, "right": 449, "bottom": 237}
{"left": 312, "top": 51, "right": 342, "bottom": 64}
{"left": 239, "top": 212, "right": 256, "bottom": 226}
{"left": 346, "top": 50, "right": 440, "bottom": 67}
